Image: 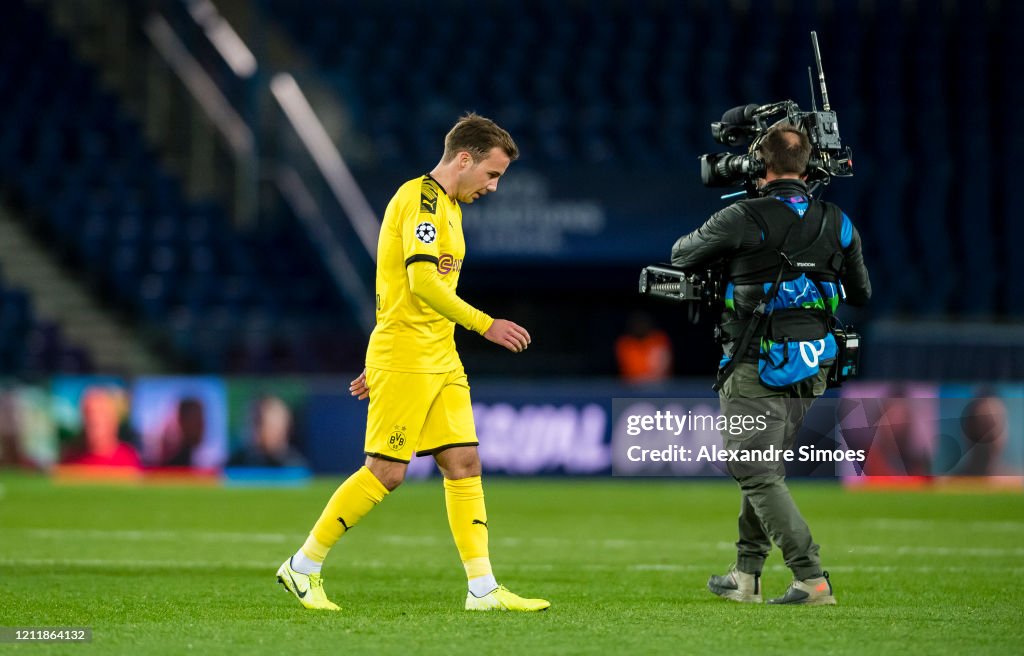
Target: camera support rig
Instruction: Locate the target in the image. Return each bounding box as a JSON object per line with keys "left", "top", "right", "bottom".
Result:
{"left": 638, "top": 264, "right": 721, "bottom": 322}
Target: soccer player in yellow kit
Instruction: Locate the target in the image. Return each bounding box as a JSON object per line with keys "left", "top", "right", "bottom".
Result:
{"left": 277, "top": 113, "right": 549, "bottom": 612}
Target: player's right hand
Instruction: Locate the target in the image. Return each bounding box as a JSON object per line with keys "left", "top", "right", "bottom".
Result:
{"left": 484, "top": 319, "right": 531, "bottom": 353}
{"left": 349, "top": 369, "right": 369, "bottom": 400}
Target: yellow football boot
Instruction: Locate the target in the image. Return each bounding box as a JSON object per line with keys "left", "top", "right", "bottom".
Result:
{"left": 276, "top": 558, "right": 341, "bottom": 611}
{"left": 465, "top": 584, "right": 550, "bottom": 612}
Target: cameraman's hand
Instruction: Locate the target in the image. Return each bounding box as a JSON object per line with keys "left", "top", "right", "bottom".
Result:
{"left": 484, "top": 319, "right": 531, "bottom": 353}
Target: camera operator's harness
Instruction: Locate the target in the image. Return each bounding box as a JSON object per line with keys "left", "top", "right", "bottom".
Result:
{"left": 713, "top": 196, "right": 847, "bottom": 392}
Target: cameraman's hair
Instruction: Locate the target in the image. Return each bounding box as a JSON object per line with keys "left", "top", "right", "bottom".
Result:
{"left": 442, "top": 112, "right": 519, "bottom": 163}
{"left": 758, "top": 124, "right": 811, "bottom": 176}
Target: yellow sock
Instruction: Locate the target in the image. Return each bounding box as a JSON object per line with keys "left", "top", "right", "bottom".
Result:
{"left": 444, "top": 476, "right": 493, "bottom": 579}
{"left": 303, "top": 466, "right": 389, "bottom": 562}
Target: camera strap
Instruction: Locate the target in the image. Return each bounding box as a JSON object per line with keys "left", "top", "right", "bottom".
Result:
{"left": 713, "top": 221, "right": 798, "bottom": 392}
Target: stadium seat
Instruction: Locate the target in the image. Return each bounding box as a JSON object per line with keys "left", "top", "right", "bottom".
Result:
{"left": 0, "top": 0, "right": 355, "bottom": 374}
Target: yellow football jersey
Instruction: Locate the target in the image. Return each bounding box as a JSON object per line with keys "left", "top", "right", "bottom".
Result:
{"left": 365, "top": 175, "right": 490, "bottom": 373}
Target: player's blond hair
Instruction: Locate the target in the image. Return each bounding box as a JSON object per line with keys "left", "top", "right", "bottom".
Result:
{"left": 442, "top": 113, "right": 519, "bottom": 163}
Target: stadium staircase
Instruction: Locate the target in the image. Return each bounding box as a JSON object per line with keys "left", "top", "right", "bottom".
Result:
{"left": 0, "top": 205, "right": 166, "bottom": 374}
{"left": 0, "top": 0, "right": 366, "bottom": 375}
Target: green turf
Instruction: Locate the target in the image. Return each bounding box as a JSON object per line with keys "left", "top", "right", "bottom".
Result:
{"left": 1, "top": 473, "right": 1022, "bottom": 655}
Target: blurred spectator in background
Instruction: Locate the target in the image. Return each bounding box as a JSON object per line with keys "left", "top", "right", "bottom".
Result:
{"left": 229, "top": 395, "right": 307, "bottom": 468}
{"left": 860, "top": 389, "right": 933, "bottom": 477}
{"left": 953, "top": 394, "right": 1017, "bottom": 476}
{"left": 615, "top": 311, "right": 673, "bottom": 383}
{"left": 0, "top": 390, "right": 38, "bottom": 470}
{"left": 62, "top": 387, "right": 139, "bottom": 468}
{"left": 160, "top": 397, "right": 206, "bottom": 467}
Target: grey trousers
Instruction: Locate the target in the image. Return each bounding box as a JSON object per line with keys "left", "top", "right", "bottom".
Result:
{"left": 719, "top": 362, "right": 828, "bottom": 581}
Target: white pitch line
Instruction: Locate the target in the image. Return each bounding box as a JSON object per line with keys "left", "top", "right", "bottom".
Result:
{"left": 713, "top": 541, "right": 1024, "bottom": 558}
{"left": 11, "top": 528, "right": 717, "bottom": 551}
{"left": 0, "top": 557, "right": 277, "bottom": 571}
{"left": 626, "top": 563, "right": 1024, "bottom": 575}
{"left": 3, "top": 558, "right": 1021, "bottom": 577}
{"left": 0, "top": 557, "right": 410, "bottom": 572}
{"left": 21, "top": 528, "right": 296, "bottom": 544}
{"left": 844, "top": 545, "right": 1024, "bottom": 557}
{"left": 856, "top": 519, "right": 1024, "bottom": 533}
{"left": 11, "top": 528, "right": 1023, "bottom": 559}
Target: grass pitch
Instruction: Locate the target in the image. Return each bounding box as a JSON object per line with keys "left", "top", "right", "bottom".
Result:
{"left": 1, "top": 473, "right": 1022, "bottom": 655}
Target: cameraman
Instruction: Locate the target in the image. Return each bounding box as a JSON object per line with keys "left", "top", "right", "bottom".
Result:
{"left": 671, "top": 124, "right": 870, "bottom": 605}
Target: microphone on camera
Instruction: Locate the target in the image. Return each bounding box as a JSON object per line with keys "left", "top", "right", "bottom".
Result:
{"left": 720, "top": 104, "right": 760, "bottom": 125}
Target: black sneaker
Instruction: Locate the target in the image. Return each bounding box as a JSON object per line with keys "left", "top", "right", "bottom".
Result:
{"left": 767, "top": 570, "right": 837, "bottom": 605}
{"left": 707, "top": 566, "right": 762, "bottom": 603}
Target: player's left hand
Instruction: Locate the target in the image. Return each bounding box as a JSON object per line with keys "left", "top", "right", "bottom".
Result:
{"left": 349, "top": 369, "right": 369, "bottom": 400}
{"left": 484, "top": 319, "right": 531, "bottom": 353}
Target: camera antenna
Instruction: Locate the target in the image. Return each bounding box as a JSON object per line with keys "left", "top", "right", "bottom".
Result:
{"left": 808, "top": 67, "right": 818, "bottom": 113}
{"left": 810, "top": 31, "right": 830, "bottom": 112}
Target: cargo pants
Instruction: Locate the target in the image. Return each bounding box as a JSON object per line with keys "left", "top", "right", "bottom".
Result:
{"left": 719, "top": 362, "right": 829, "bottom": 581}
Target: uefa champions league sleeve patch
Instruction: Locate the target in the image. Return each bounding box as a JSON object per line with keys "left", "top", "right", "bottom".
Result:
{"left": 415, "top": 221, "right": 437, "bottom": 244}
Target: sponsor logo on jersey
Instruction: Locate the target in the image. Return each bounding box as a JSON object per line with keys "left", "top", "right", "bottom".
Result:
{"left": 438, "top": 253, "right": 463, "bottom": 275}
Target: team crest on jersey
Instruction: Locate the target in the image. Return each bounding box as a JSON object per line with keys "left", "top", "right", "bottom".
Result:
{"left": 415, "top": 221, "right": 437, "bottom": 244}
